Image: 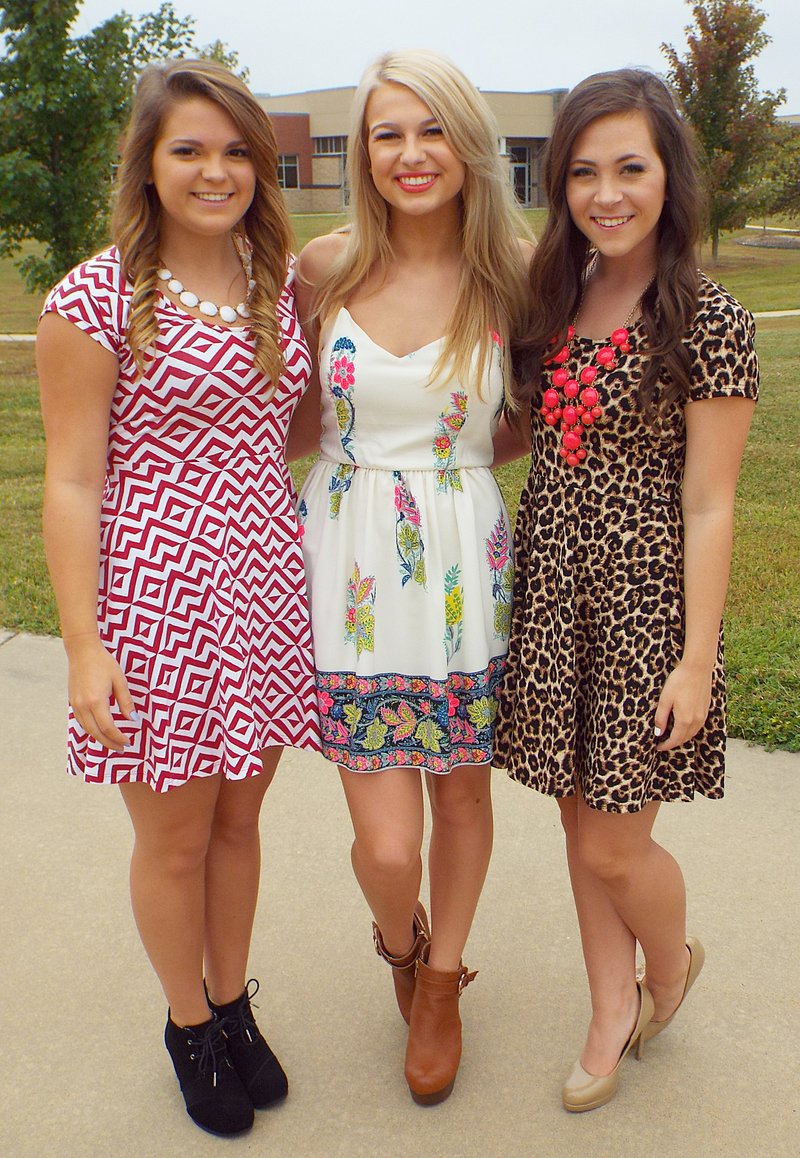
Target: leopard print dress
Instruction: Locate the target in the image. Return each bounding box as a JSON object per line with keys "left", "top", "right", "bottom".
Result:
{"left": 493, "top": 276, "right": 759, "bottom": 813}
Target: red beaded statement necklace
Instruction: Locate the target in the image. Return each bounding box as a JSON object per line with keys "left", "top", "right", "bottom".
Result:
{"left": 540, "top": 279, "right": 652, "bottom": 467}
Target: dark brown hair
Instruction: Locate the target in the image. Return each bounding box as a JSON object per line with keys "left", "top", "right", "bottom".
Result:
{"left": 511, "top": 68, "right": 702, "bottom": 422}
{"left": 112, "top": 58, "right": 293, "bottom": 386}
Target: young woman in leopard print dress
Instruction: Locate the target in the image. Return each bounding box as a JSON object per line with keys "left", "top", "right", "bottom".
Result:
{"left": 493, "top": 70, "right": 758, "bottom": 1112}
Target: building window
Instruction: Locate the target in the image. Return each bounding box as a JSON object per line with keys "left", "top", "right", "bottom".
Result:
{"left": 277, "top": 154, "right": 299, "bottom": 189}
{"left": 509, "top": 144, "right": 531, "bottom": 206}
{"left": 313, "top": 135, "right": 347, "bottom": 155}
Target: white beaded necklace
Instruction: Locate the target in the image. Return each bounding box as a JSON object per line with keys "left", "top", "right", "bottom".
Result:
{"left": 157, "top": 235, "right": 255, "bottom": 324}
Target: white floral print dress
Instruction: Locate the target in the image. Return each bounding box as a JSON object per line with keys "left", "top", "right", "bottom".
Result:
{"left": 298, "top": 307, "right": 512, "bottom": 773}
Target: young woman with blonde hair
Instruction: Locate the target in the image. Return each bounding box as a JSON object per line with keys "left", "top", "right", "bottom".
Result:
{"left": 37, "top": 59, "right": 319, "bottom": 1136}
{"left": 289, "top": 47, "right": 532, "bottom": 1105}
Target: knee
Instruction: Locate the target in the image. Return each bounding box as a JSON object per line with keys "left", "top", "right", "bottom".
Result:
{"left": 428, "top": 775, "right": 492, "bottom": 829}
{"left": 210, "top": 808, "right": 261, "bottom": 849}
{"left": 135, "top": 828, "right": 211, "bottom": 878}
{"left": 353, "top": 832, "right": 420, "bottom": 880}
{"left": 576, "top": 832, "right": 637, "bottom": 887}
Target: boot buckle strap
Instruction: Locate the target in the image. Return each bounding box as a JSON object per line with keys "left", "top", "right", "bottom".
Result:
{"left": 458, "top": 968, "right": 478, "bottom": 994}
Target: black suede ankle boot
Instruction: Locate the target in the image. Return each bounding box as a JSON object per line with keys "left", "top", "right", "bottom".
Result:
{"left": 164, "top": 1013, "right": 254, "bottom": 1136}
{"left": 207, "top": 979, "right": 288, "bottom": 1109}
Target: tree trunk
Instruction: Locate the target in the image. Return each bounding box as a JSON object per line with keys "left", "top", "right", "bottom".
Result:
{"left": 711, "top": 227, "right": 720, "bottom": 262}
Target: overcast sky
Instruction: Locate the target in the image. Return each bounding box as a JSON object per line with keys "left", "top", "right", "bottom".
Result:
{"left": 74, "top": 0, "right": 798, "bottom": 113}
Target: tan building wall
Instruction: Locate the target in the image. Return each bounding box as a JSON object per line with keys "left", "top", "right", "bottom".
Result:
{"left": 280, "top": 187, "right": 343, "bottom": 214}
{"left": 487, "top": 90, "right": 564, "bottom": 139}
{"left": 261, "top": 87, "right": 357, "bottom": 136}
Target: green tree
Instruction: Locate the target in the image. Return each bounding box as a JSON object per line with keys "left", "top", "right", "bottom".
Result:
{"left": 0, "top": 1, "right": 247, "bottom": 293}
{"left": 125, "top": 2, "right": 248, "bottom": 81}
{"left": 753, "top": 123, "right": 800, "bottom": 222}
{"left": 662, "top": 0, "right": 785, "bottom": 259}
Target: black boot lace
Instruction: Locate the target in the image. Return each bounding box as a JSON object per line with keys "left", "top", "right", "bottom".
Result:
{"left": 187, "top": 1018, "right": 230, "bottom": 1083}
{"left": 223, "top": 978, "right": 262, "bottom": 1045}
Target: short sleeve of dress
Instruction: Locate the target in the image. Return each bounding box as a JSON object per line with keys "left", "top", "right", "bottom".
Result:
{"left": 40, "top": 247, "right": 127, "bottom": 358}
{"left": 685, "top": 276, "right": 759, "bottom": 403}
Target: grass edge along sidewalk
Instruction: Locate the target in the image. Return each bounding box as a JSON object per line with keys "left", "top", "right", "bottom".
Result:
{"left": 1, "top": 222, "right": 798, "bottom": 751}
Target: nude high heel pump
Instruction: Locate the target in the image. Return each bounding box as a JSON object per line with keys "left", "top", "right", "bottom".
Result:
{"left": 640, "top": 936, "right": 705, "bottom": 1045}
{"left": 561, "top": 981, "right": 654, "bottom": 1113}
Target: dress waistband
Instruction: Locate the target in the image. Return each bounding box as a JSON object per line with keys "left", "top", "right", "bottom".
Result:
{"left": 528, "top": 467, "right": 681, "bottom": 505}
{"left": 317, "top": 456, "right": 491, "bottom": 474}
{"left": 107, "top": 448, "right": 287, "bottom": 473}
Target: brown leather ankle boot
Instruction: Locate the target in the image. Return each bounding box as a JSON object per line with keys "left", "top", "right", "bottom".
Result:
{"left": 372, "top": 902, "right": 430, "bottom": 1024}
{"left": 404, "top": 945, "right": 477, "bottom": 1105}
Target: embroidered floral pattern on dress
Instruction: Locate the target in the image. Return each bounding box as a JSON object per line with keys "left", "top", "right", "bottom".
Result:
{"left": 344, "top": 564, "right": 375, "bottom": 656}
{"left": 393, "top": 471, "right": 426, "bottom": 588}
{"left": 315, "top": 659, "right": 503, "bottom": 772}
{"left": 443, "top": 564, "right": 464, "bottom": 660}
{"left": 328, "top": 336, "right": 357, "bottom": 462}
{"left": 433, "top": 391, "right": 468, "bottom": 492}
{"left": 486, "top": 514, "right": 514, "bottom": 638}
{"left": 328, "top": 463, "right": 355, "bottom": 518}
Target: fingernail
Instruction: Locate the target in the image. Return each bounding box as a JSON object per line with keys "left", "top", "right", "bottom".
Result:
{"left": 654, "top": 726, "right": 662, "bottom": 737}
{"left": 130, "top": 711, "right": 142, "bottom": 726}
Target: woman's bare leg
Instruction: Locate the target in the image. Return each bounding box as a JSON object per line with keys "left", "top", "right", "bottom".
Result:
{"left": 203, "top": 750, "right": 281, "bottom": 1004}
{"left": 338, "top": 766, "right": 424, "bottom": 955}
{"left": 425, "top": 764, "right": 493, "bottom": 970}
{"left": 120, "top": 774, "right": 221, "bottom": 1025}
{"left": 559, "top": 791, "right": 689, "bottom": 1075}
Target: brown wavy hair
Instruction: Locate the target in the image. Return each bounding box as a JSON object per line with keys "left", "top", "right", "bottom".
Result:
{"left": 511, "top": 69, "right": 702, "bottom": 423}
{"left": 112, "top": 58, "right": 293, "bottom": 387}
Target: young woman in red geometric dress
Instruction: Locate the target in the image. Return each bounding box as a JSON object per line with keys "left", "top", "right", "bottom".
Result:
{"left": 37, "top": 60, "right": 319, "bottom": 1137}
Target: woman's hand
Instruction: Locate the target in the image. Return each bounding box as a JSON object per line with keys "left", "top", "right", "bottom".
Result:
{"left": 653, "top": 661, "right": 713, "bottom": 751}
{"left": 65, "top": 633, "right": 137, "bottom": 752}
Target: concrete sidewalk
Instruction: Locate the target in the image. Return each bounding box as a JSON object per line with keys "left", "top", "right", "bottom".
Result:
{"left": 2, "top": 631, "right": 798, "bottom": 1157}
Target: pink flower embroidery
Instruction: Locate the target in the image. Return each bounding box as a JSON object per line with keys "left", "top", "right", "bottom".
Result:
{"left": 319, "top": 690, "right": 334, "bottom": 714}
{"left": 394, "top": 483, "right": 421, "bottom": 524}
{"left": 332, "top": 355, "right": 355, "bottom": 389}
{"left": 447, "top": 693, "right": 459, "bottom": 717}
{"left": 486, "top": 517, "right": 510, "bottom": 571}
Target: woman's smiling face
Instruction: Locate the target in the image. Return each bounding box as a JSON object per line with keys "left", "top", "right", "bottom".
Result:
{"left": 565, "top": 109, "right": 667, "bottom": 267}
{"left": 150, "top": 96, "right": 256, "bottom": 244}
{"left": 365, "top": 82, "right": 465, "bottom": 220}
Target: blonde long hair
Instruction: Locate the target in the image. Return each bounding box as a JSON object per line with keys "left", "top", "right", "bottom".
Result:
{"left": 112, "top": 58, "right": 293, "bottom": 387}
{"left": 313, "top": 49, "right": 531, "bottom": 391}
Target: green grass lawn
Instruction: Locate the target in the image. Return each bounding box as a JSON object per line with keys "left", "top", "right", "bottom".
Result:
{"left": 1, "top": 222, "right": 798, "bottom": 749}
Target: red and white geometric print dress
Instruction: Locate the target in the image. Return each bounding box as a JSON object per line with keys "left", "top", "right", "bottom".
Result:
{"left": 43, "top": 246, "right": 320, "bottom": 793}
